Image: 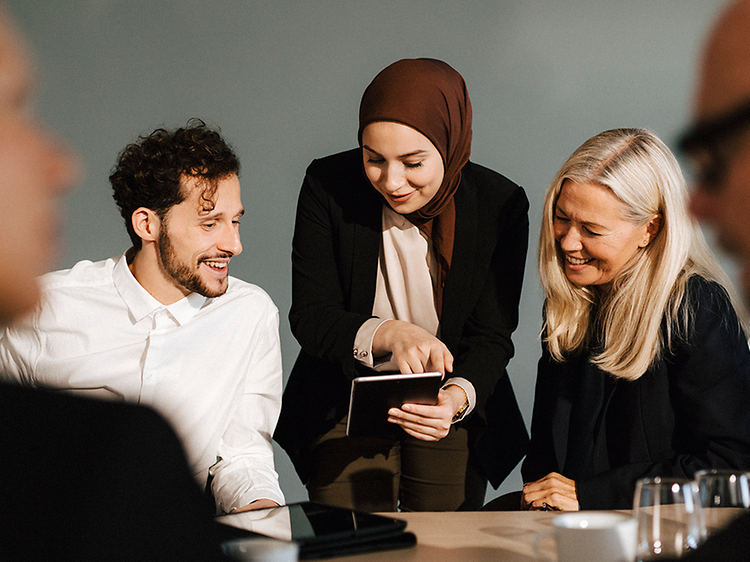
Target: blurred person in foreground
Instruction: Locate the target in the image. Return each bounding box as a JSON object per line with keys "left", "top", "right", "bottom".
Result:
{"left": 520, "top": 128, "right": 750, "bottom": 511}
{"left": 659, "top": 1, "right": 750, "bottom": 559}
{"left": 681, "top": 0, "right": 750, "bottom": 305}
{"left": 0, "top": 6, "right": 232, "bottom": 561}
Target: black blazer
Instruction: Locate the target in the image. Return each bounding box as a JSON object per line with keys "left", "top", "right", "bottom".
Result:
{"left": 275, "top": 148, "right": 529, "bottom": 487}
{"left": 522, "top": 276, "right": 750, "bottom": 509}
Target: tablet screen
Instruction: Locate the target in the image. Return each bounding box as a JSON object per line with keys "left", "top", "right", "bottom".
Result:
{"left": 216, "top": 501, "right": 406, "bottom": 543}
{"left": 346, "top": 372, "right": 443, "bottom": 438}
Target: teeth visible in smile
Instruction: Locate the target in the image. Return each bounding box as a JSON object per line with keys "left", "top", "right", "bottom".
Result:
{"left": 566, "top": 256, "right": 591, "bottom": 265}
{"left": 204, "top": 261, "right": 227, "bottom": 269}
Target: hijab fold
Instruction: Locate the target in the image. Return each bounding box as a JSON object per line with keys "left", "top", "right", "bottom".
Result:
{"left": 358, "top": 58, "right": 472, "bottom": 314}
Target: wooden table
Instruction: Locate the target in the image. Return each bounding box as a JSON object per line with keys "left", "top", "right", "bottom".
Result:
{"left": 327, "top": 508, "right": 746, "bottom": 562}
{"left": 220, "top": 508, "right": 743, "bottom": 561}
{"left": 326, "top": 510, "right": 570, "bottom": 562}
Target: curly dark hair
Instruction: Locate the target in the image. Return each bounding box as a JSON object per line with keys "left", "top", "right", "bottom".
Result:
{"left": 110, "top": 118, "right": 240, "bottom": 249}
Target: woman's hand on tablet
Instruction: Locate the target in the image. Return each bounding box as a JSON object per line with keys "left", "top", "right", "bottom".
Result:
{"left": 388, "top": 386, "right": 465, "bottom": 441}
{"left": 373, "top": 320, "right": 453, "bottom": 376}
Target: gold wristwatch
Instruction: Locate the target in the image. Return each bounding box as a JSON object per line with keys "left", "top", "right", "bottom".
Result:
{"left": 445, "top": 384, "right": 469, "bottom": 422}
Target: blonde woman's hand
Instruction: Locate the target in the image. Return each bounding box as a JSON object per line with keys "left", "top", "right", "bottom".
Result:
{"left": 521, "top": 473, "right": 579, "bottom": 511}
{"left": 372, "top": 319, "right": 454, "bottom": 375}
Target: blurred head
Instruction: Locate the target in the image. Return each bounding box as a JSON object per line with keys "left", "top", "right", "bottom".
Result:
{"left": 540, "top": 129, "right": 683, "bottom": 296}
{"left": 682, "top": 0, "right": 750, "bottom": 301}
{"left": 358, "top": 58, "right": 471, "bottom": 219}
{"left": 109, "top": 119, "right": 240, "bottom": 251}
{"left": 0, "top": 10, "right": 78, "bottom": 325}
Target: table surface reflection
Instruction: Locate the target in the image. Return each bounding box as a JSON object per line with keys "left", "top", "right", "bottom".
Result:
{"left": 327, "top": 510, "right": 598, "bottom": 562}
{"left": 325, "top": 508, "right": 742, "bottom": 562}
{"left": 219, "top": 507, "right": 744, "bottom": 562}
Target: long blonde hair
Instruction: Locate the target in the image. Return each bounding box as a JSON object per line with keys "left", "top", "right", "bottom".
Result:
{"left": 539, "top": 128, "right": 744, "bottom": 380}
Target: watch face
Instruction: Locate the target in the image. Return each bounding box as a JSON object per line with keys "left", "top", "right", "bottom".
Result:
{"left": 444, "top": 383, "right": 469, "bottom": 421}
{"left": 452, "top": 401, "right": 468, "bottom": 422}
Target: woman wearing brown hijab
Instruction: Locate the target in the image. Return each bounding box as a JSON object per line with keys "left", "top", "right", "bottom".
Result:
{"left": 275, "top": 59, "right": 529, "bottom": 511}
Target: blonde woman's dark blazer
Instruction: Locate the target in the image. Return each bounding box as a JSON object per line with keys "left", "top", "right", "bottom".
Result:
{"left": 523, "top": 277, "right": 750, "bottom": 509}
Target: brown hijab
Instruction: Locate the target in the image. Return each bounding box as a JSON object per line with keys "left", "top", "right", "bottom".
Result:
{"left": 358, "top": 58, "right": 472, "bottom": 313}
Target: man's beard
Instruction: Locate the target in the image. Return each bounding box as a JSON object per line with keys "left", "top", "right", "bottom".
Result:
{"left": 156, "top": 228, "right": 229, "bottom": 298}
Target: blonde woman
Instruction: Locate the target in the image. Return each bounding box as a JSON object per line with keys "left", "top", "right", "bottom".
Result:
{"left": 521, "top": 128, "right": 750, "bottom": 510}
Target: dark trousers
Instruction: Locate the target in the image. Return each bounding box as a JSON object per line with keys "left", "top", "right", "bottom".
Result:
{"left": 305, "top": 418, "right": 486, "bottom": 512}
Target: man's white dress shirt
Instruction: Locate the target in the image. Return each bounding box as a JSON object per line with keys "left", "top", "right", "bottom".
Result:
{"left": 0, "top": 253, "right": 285, "bottom": 512}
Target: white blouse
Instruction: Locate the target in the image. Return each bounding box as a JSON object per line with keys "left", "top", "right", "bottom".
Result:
{"left": 353, "top": 205, "right": 475, "bottom": 419}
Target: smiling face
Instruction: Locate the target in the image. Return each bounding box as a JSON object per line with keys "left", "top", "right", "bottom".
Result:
{"left": 553, "top": 181, "right": 656, "bottom": 287}
{"left": 0, "top": 14, "right": 77, "bottom": 323}
{"left": 361, "top": 121, "right": 444, "bottom": 214}
{"left": 154, "top": 174, "right": 243, "bottom": 300}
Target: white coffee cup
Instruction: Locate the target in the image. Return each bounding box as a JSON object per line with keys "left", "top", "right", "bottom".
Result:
{"left": 533, "top": 512, "right": 637, "bottom": 562}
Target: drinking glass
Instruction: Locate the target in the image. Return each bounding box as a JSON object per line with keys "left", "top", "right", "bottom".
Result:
{"left": 633, "top": 477, "right": 706, "bottom": 560}
{"left": 694, "top": 469, "right": 750, "bottom": 534}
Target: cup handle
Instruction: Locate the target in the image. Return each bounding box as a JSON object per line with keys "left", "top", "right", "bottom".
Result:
{"left": 532, "top": 529, "right": 557, "bottom": 562}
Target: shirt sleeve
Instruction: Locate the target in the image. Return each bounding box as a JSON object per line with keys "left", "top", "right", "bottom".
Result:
{"left": 209, "top": 305, "right": 285, "bottom": 513}
{"left": 353, "top": 317, "right": 386, "bottom": 368}
{"left": 353, "top": 317, "right": 410, "bottom": 372}
{"left": 0, "top": 309, "right": 43, "bottom": 385}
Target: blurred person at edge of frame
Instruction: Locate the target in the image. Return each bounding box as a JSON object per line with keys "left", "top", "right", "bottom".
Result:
{"left": 274, "top": 58, "right": 529, "bottom": 512}
{"left": 0, "top": 6, "right": 232, "bottom": 561}
{"left": 681, "top": 0, "right": 750, "bottom": 307}
{"left": 519, "top": 128, "right": 750, "bottom": 511}
{"left": 655, "top": 1, "right": 750, "bottom": 560}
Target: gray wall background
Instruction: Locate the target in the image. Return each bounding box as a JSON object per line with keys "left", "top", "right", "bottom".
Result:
{"left": 7, "top": 0, "right": 731, "bottom": 505}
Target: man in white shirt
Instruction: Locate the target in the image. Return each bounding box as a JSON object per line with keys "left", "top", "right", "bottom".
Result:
{"left": 0, "top": 120, "right": 284, "bottom": 514}
{"left": 0, "top": 8, "right": 241, "bottom": 560}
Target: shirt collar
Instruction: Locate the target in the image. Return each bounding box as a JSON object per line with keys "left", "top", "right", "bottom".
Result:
{"left": 113, "top": 251, "right": 208, "bottom": 326}
{"left": 166, "top": 291, "right": 207, "bottom": 326}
